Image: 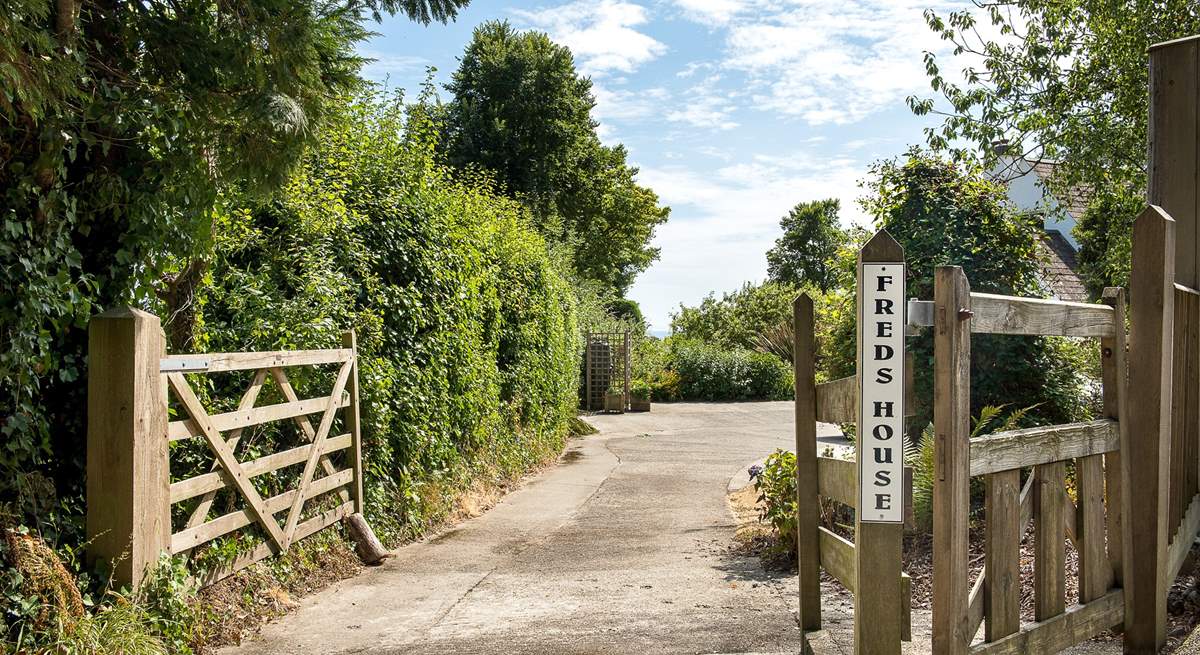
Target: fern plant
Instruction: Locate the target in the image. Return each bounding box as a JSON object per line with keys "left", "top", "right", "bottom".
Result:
{"left": 907, "top": 403, "right": 1039, "bottom": 532}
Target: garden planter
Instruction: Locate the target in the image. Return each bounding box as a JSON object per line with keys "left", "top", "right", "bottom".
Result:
{"left": 604, "top": 392, "right": 625, "bottom": 413}
{"left": 629, "top": 398, "right": 651, "bottom": 412}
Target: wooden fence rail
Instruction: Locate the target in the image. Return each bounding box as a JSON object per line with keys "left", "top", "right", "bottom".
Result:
{"left": 86, "top": 308, "right": 364, "bottom": 588}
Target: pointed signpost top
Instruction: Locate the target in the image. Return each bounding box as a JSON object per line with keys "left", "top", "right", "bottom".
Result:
{"left": 859, "top": 229, "right": 904, "bottom": 263}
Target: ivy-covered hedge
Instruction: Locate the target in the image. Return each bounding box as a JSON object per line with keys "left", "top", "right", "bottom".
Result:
{"left": 192, "top": 92, "right": 579, "bottom": 544}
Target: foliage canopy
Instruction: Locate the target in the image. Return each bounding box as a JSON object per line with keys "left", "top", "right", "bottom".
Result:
{"left": 443, "top": 20, "right": 670, "bottom": 294}
{"left": 766, "top": 199, "right": 848, "bottom": 292}
{"left": 909, "top": 0, "right": 1200, "bottom": 292}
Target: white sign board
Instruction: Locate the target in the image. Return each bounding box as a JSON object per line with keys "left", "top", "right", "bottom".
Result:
{"left": 858, "top": 263, "right": 906, "bottom": 523}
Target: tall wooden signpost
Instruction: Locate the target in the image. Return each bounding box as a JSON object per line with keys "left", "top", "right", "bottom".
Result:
{"left": 855, "top": 231, "right": 906, "bottom": 655}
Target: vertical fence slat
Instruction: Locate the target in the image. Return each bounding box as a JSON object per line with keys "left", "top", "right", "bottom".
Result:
{"left": 1186, "top": 292, "right": 1200, "bottom": 512}
{"left": 1171, "top": 289, "right": 1187, "bottom": 530}
{"left": 1125, "top": 205, "right": 1176, "bottom": 653}
{"left": 1077, "top": 454, "right": 1110, "bottom": 602}
{"left": 984, "top": 469, "right": 1021, "bottom": 642}
{"left": 1100, "top": 287, "right": 1127, "bottom": 587}
{"left": 794, "top": 294, "right": 822, "bottom": 631}
{"left": 1034, "top": 462, "right": 1066, "bottom": 621}
{"left": 933, "top": 266, "right": 972, "bottom": 655}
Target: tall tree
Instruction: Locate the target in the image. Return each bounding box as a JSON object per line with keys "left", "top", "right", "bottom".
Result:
{"left": 443, "top": 20, "right": 669, "bottom": 293}
{"left": 765, "top": 198, "right": 846, "bottom": 291}
{"left": 0, "top": 0, "right": 468, "bottom": 534}
{"left": 908, "top": 1, "right": 1200, "bottom": 292}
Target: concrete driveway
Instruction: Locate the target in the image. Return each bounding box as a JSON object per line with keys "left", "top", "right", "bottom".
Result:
{"left": 221, "top": 402, "right": 810, "bottom": 655}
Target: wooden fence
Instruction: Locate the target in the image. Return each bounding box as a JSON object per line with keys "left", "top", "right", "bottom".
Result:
{"left": 929, "top": 268, "right": 1126, "bottom": 654}
{"left": 86, "top": 308, "right": 363, "bottom": 588}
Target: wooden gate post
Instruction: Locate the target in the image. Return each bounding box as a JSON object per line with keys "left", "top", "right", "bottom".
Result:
{"left": 793, "top": 293, "right": 821, "bottom": 632}
{"left": 854, "top": 231, "right": 905, "bottom": 655}
{"left": 1124, "top": 206, "right": 1177, "bottom": 654}
{"left": 933, "top": 266, "right": 972, "bottom": 655}
{"left": 342, "top": 330, "right": 365, "bottom": 515}
{"left": 87, "top": 307, "right": 170, "bottom": 589}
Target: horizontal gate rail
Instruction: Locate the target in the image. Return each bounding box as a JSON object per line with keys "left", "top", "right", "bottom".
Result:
{"left": 967, "top": 420, "right": 1120, "bottom": 477}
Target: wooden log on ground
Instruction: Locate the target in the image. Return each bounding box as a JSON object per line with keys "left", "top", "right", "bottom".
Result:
{"left": 346, "top": 513, "right": 390, "bottom": 565}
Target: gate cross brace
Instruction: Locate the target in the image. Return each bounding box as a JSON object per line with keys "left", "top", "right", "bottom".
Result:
{"left": 167, "top": 372, "right": 289, "bottom": 552}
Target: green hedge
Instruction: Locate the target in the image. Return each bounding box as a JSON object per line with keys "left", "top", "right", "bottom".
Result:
{"left": 190, "top": 92, "right": 578, "bottom": 546}
{"left": 669, "top": 339, "right": 792, "bottom": 401}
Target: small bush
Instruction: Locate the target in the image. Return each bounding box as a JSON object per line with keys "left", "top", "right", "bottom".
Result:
{"left": 671, "top": 340, "right": 792, "bottom": 401}
{"left": 646, "top": 368, "right": 682, "bottom": 402}
{"left": 630, "top": 380, "right": 651, "bottom": 401}
{"left": 752, "top": 450, "right": 797, "bottom": 558}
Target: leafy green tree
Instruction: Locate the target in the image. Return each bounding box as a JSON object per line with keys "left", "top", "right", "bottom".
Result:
{"left": 765, "top": 199, "right": 847, "bottom": 291}
{"left": 0, "top": 0, "right": 468, "bottom": 538}
{"left": 443, "top": 20, "right": 669, "bottom": 293}
{"left": 862, "top": 152, "right": 1088, "bottom": 427}
{"left": 909, "top": 1, "right": 1200, "bottom": 292}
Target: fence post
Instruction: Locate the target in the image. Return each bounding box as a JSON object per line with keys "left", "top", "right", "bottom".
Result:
{"left": 87, "top": 307, "right": 170, "bottom": 589}
{"left": 1124, "top": 206, "right": 1176, "bottom": 654}
{"left": 855, "top": 231, "right": 904, "bottom": 655}
{"left": 793, "top": 293, "right": 821, "bottom": 632}
{"left": 342, "top": 330, "right": 365, "bottom": 515}
{"left": 1100, "top": 287, "right": 1128, "bottom": 590}
{"left": 624, "top": 330, "right": 632, "bottom": 411}
{"left": 933, "top": 266, "right": 971, "bottom": 655}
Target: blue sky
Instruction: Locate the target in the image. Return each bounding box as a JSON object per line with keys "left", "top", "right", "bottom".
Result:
{"left": 359, "top": 0, "right": 984, "bottom": 331}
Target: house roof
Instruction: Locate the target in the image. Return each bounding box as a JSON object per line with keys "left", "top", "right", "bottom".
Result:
{"left": 1026, "top": 159, "right": 1092, "bottom": 223}
{"left": 1038, "top": 230, "right": 1088, "bottom": 302}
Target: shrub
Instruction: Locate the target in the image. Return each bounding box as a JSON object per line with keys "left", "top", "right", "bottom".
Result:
{"left": 646, "top": 369, "right": 682, "bottom": 402}
{"left": 630, "top": 380, "right": 651, "bottom": 401}
{"left": 670, "top": 340, "right": 792, "bottom": 401}
{"left": 752, "top": 450, "right": 797, "bottom": 558}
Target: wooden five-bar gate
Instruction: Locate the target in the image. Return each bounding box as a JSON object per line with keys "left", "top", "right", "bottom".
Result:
{"left": 86, "top": 308, "right": 364, "bottom": 588}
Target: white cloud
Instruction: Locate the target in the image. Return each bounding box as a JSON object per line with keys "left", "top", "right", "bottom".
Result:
{"left": 592, "top": 84, "right": 670, "bottom": 123}
{"left": 722, "top": 0, "right": 966, "bottom": 125}
{"left": 664, "top": 77, "right": 739, "bottom": 130}
{"left": 514, "top": 0, "right": 667, "bottom": 76}
{"left": 672, "top": 0, "right": 746, "bottom": 26}
{"left": 629, "top": 153, "right": 869, "bottom": 329}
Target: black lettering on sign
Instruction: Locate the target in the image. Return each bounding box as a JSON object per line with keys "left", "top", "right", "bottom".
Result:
{"left": 874, "top": 344, "right": 893, "bottom": 361}
{"left": 875, "top": 493, "right": 892, "bottom": 510}
{"left": 876, "top": 367, "right": 893, "bottom": 384}
{"left": 875, "top": 298, "right": 894, "bottom": 315}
